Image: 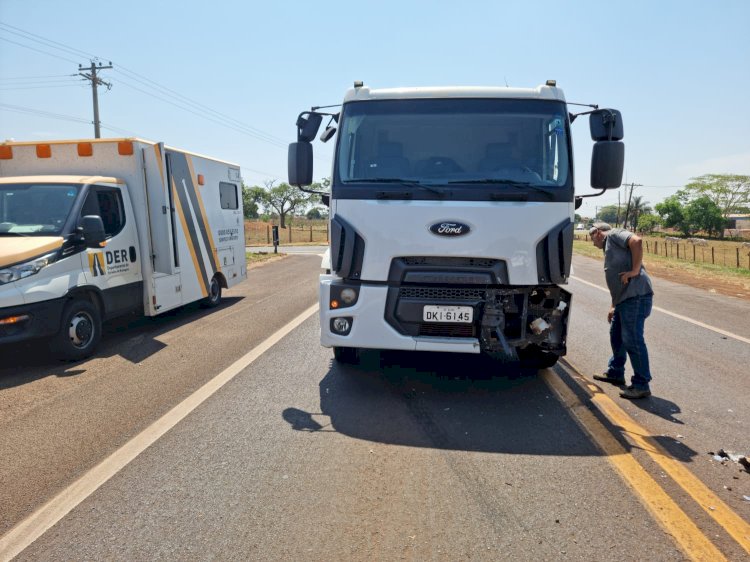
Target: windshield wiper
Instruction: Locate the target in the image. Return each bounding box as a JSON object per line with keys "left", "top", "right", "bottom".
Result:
{"left": 344, "top": 178, "right": 450, "bottom": 197}
{"left": 448, "top": 179, "right": 555, "bottom": 198}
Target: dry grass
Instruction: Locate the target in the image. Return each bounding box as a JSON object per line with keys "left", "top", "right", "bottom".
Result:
{"left": 573, "top": 238, "right": 750, "bottom": 300}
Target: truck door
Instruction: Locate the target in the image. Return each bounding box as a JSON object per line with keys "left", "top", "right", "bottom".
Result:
{"left": 79, "top": 184, "right": 142, "bottom": 317}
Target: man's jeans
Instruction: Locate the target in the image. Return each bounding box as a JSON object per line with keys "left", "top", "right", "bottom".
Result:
{"left": 607, "top": 294, "right": 653, "bottom": 390}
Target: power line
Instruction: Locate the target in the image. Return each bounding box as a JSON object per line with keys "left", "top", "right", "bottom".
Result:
{"left": 0, "top": 103, "right": 138, "bottom": 136}
{"left": 0, "top": 74, "right": 78, "bottom": 81}
{"left": 0, "top": 21, "right": 297, "bottom": 153}
{"left": 0, "top": 84, "right": 86, "bottom": 91}
{"left": 0, "top": 36, "right": 78, "bottom": 64}
{"left": 0, "top": 21, "right": 97, "bottom": 60}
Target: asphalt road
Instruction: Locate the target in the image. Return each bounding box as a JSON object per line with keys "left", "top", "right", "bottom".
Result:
{"left": 1, "top": 254, "right": 748, "bottom": 560}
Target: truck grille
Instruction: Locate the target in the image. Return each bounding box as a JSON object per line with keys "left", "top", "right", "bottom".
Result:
{"left": 399, "top": 287, "right": 486, "bottom": 301}
{"left": 401, "top": 256, "right": 500, "bottom": 268}
{"left": 418, "top": 323, "right": 476, "bottom": 338}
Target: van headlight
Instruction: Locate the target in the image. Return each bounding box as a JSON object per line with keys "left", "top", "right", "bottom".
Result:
{"left": 0, "top": 252, "right": 57, "bottom": 285}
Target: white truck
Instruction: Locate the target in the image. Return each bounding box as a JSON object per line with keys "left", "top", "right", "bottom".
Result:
{"left": 289, "top": 81, "right": 623, "bottom": 367}
{"left": 0, "top": 138, "right": 247, "bottom": 359}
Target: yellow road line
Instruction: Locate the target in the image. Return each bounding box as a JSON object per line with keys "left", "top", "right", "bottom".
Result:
{"left": 0, "top": 304, "right": 320, "bottom": 562}
{"left": 541, "top": 368, "right": 726, "bottom": 561}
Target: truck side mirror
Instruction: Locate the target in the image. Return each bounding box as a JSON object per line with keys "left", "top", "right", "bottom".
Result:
{"left": 591, "top": 141, "right": 624, "bottom": 189}
{"left": 79, "top": 215, "right": 107, "bottom": 247}
{"left": 296, "top": 112, "right": 323, "bottom": 142}
{"left": 589, "top": 108, "right": 624, "bottom": 189}
{"left": 288, "top": 141, "right": 313, "bottom": 187}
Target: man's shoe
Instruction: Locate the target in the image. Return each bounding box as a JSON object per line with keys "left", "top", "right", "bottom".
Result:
{"left": 593, "top": 373, "right": 626, "bottom": 386}
{"left": 620, "top": 386, "right": 651, "bottom": 399}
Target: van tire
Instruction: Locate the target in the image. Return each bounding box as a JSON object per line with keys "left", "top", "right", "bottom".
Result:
{"left": 202, "top": 276, "right": 222, "bottom": 308}
{"left": 333, "top": 346, "right": 360, "bottom": 365}
{"left": 53, "top": 299, "right": 102, "bottom": 361}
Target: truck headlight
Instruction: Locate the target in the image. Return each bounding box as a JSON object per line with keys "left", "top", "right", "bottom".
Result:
{"left": 0, "top": 252, "right": 57, "bottom": 285}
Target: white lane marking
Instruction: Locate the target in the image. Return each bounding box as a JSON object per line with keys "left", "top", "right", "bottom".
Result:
{"left": 0, "top": 303, "right": 320, "bottom": 562}
{"left": 570, "top": 275, "right": 750, "bottom": 346}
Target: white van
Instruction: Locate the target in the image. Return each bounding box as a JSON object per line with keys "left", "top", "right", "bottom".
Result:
{"left": 0, "top": 138, "right": 247, "bottom": 359}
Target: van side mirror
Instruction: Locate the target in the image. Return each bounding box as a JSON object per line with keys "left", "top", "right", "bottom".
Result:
{"left": 79, "top": 215, "right": 107, "bottom": 247}
{"left": 288, "top": 141, "right": 313, "bottom": 187}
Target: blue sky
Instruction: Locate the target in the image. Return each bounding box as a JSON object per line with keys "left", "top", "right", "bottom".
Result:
{"left": 1, "top": 0, "right": 748, "bottom": 217}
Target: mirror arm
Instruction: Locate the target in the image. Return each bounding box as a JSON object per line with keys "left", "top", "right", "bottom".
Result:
{"left": 576, "top": 189, "right": 607, "bottom": 199}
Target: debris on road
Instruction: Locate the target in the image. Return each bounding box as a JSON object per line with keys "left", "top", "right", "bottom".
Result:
{"left": 709, "top": 449, "right": 750, "bottom": 473}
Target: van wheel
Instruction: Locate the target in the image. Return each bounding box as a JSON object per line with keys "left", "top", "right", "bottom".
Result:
{"left": 202, "top": 276, "right": 222, "bottom": 308}
{"left": 333, "top": 346, "right": 360, "bottom": 365}
{"left": 53, "top": 299, "right": 102, "bottom": 361}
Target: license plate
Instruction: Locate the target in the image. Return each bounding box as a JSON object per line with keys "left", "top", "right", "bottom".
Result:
{"left": 423, "top": 305, "right": 473, "bottom": 323}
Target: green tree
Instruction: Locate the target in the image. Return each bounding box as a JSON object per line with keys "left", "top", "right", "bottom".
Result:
{"left": 683, "top": 174, "right": 750, "bottom": 217}
{"left": 597, "top": 205, "right": 621, "bottom": 225}
{"left": 261, "top": 180, "right": 311, "bottom": 229}
{"left": 655, "top": 195, "right": 689, "bottom": 236}
{"left": 628, "top": 195, "right": 652, "bottom": 231}
{"left": 684, "top": 196, "right": 725, "bottom": 237}
{"left": 637, "top": 213, "right": 660, "bottom": 234}
{"left": 242, "top": 184, "right": 265, "bottom": 219}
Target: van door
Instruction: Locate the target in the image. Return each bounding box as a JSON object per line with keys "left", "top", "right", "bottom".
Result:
{"left": 79, "top": 183, "right": 142, "bottom": 318}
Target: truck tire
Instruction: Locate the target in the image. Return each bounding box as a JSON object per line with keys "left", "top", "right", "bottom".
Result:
{"left": 202, "top": 276, "right": 222, "bottom": 308}
{"left": 52, "top": 299, "right": 102, "bottom": 361}
{"left": 518, "top": 347, "right": 559, "bottom": 369}
{"left": 333, "top": 346, "right": 360, "bottom": 365}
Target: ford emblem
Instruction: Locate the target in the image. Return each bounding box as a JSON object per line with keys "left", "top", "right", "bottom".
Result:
{"left": 429, "top": 221, "right": 470, "bottom": 237}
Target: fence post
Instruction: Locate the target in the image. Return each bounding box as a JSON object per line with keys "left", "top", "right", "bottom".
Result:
{"left": 266, "top": 224, "right": 270, "bottom": 244}
{"left": 326, "top": 221, "right": 329, "bottom": 242}
{"left": 693, "top": 245, "right": 696, "bottom": 261}
{"left": 737, "top": 247, "right": 741, "bottom": 268}
{"left": 645, "top": 240, "right": 649, "bottom": 253}
{"left": 711, "top": 246, "right": 715, "bottom": 264}
{"left": 677, "top": 244, "right": 680, "bottom": 259}
{"left": 288, "top": 224, "right": 292, "bottom": 243}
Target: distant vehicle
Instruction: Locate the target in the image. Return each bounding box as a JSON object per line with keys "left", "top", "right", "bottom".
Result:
{"left": 0, "top": 138, "right": 247, "bottom": 359}
{"left": 289, "top": 81, "right": 623, "bottom": 368}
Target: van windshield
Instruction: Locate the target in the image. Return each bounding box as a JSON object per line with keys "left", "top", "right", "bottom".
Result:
{"left": 336, "top": 98, "right": 571, "bottom": 196}
{"left": 0, "top": 183, "right": 81, "bottom": 236}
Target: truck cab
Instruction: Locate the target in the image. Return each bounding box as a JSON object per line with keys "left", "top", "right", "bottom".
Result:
{"left": 289, "top": 82, "right": 623, "bottom": 367}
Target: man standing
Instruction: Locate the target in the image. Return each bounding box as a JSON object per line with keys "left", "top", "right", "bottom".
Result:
{"left": 589, "top": 222, "right": 654, "bottom": 399}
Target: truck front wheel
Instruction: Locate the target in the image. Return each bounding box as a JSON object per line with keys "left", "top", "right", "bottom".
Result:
{"left": 333, "top": 346, "right": 360, "bottom": 365}
{"left": 52, "top": 299, "right": 102, "bottom": 361}
{"left": 518, "top": 346, "right": 560, "bottom": 369}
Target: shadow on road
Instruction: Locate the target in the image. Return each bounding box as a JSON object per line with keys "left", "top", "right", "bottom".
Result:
{"left": 285, "top": 350, "right": 601, "bottom": 457}
{"left": 0, "top": 296, "right": 244, "bottom": 389}
{"left": 283, "top": 349, "right": 701, "bottom": 463}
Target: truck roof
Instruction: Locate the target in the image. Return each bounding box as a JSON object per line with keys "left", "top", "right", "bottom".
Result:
{"left": 0, "top": 138, "right": 241, "bottom": 168}
{"left": 0, "top": 175, "right": 124, "bottom": 185}
{"left": 342, "top": 83, "right": 566, "bottom": 104}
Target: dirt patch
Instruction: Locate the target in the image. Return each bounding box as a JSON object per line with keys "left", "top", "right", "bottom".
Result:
{"left": 642, "top": 261, "right": 750, "bottom": 301}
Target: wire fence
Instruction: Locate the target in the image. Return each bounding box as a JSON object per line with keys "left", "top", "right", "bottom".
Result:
{"left": 575, "top": 234, "right": 750, "bottom": 270}
{"left": 244, "top": 219, "right": 329, "bottom": 245}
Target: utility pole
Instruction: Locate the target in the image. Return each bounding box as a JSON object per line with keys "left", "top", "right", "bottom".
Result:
{"left": 616, "top": 192, "right": 621, "bottom": 227}
{"left": 622, "top": 182, "right": 643, "bottom": 230}
{"left": 79, "top": 61, "right": 112, "bottom": 138}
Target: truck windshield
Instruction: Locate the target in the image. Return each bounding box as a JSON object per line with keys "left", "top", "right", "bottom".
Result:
{"left": 336, "top": 98, "right": 571, "bottom": 192}
{"left": 0, "top": 183, "right": 81, "bottom": 236}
